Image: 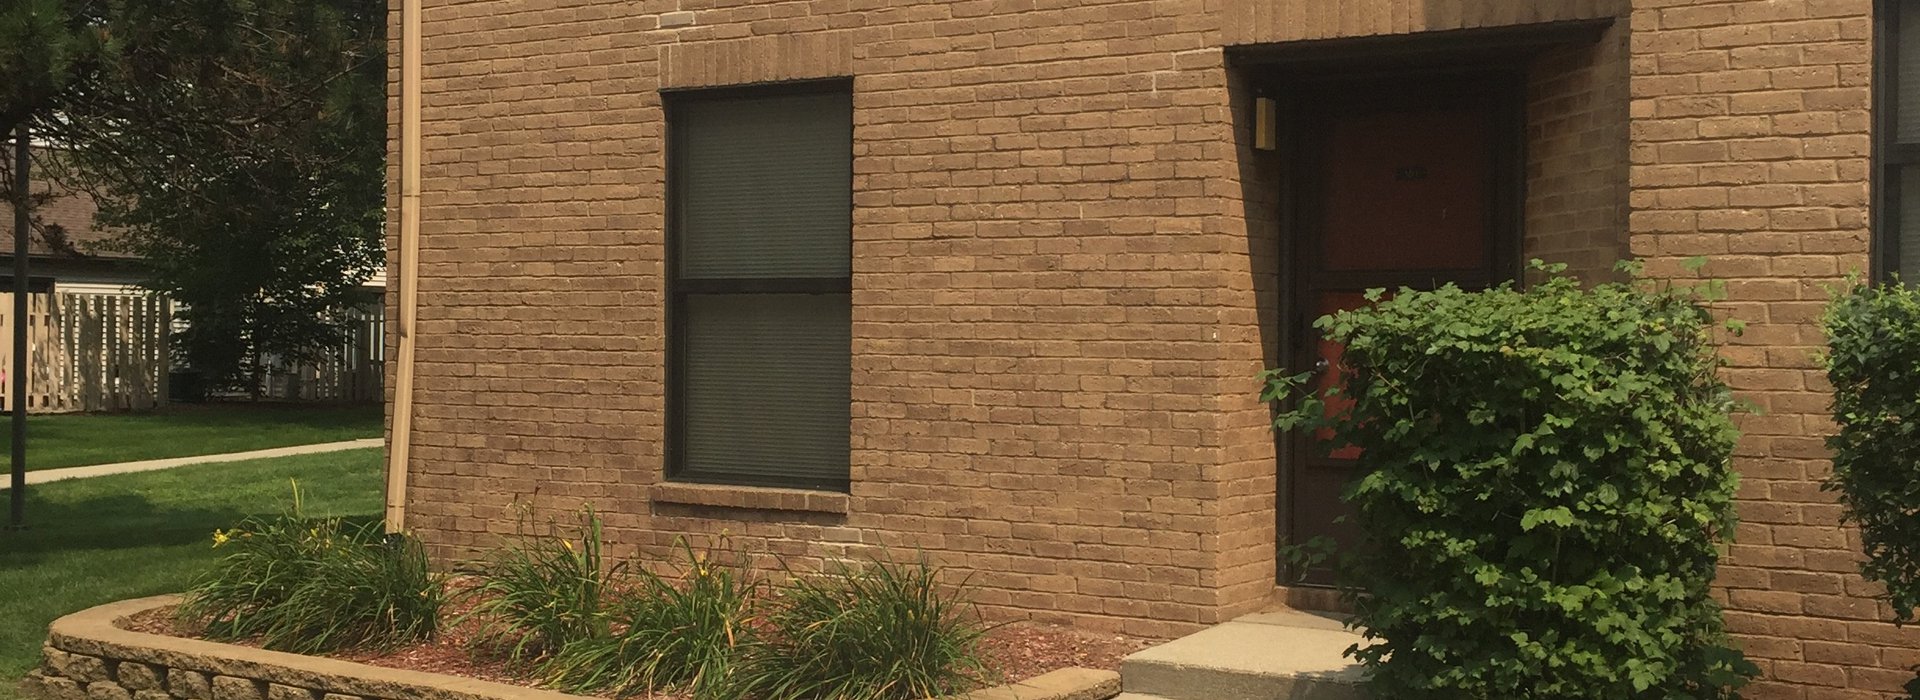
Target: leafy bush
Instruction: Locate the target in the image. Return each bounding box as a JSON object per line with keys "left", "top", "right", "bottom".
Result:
{"left": 462, "top": 508, "right": 617, "bottom": 665}
{"left": 734, "top": 557, "right": 988, "bottom": 700}
{"left": 543, "top": 540, "right": 758, "bottom": 699}
{"left": 1267, "top": 263, "right": 1753, "bottom": 698}
{"left": 179, "top": 492, "right": 443, "bottom": 654}
{"left": 1824, "top": 280, "right": 1920, "bottom": 695}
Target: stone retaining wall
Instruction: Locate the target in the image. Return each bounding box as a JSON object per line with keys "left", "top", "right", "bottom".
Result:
{"left": 20, "top": 596, "right": 1120, "bottom": 700}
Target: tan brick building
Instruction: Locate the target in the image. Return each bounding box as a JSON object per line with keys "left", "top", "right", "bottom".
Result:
{"left": 386, "top": 0, "right": 1920, "bottom": 695}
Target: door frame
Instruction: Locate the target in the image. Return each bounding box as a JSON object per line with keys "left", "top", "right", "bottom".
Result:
{"left": 1270, "top": 70, "right": 1529, "bottom": 587}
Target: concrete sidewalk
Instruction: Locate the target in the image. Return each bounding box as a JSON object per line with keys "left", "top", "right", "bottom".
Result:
{"left": 0, "top": 438, "right": 383, "bottom": 489}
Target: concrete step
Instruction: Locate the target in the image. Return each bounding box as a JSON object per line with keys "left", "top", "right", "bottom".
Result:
{"left": 1120, "top": 609, "right": 1369, "bottom": 700}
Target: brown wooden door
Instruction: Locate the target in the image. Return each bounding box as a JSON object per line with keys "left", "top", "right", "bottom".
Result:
{"left": 1287, "top": 77, "right": 1519, "bottom": 585}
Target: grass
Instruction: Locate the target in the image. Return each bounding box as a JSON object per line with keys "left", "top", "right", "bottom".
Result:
{"left": 0, "top": 403, "right": 382, "bottom": 472}
{"left": 0, "top": 448, "right": 382, "bottom": 700}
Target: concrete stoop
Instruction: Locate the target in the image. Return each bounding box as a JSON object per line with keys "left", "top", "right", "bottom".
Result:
{"left": 1118, "top": 610, "right": 1369, "bottom": 700}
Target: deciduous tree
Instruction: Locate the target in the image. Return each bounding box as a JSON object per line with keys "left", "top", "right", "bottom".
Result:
{"left": 47, "top": 0, "right": 386, "bottom": 391}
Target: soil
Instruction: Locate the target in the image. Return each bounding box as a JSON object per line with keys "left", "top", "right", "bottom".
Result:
{"left": 123, "top": 584, "right": 1151, "bottom": 699}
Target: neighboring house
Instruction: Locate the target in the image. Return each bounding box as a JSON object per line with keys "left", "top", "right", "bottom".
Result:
{"left": 0, "top": 178, "right": 145, "bottom": 295}
{"left": 384, "top": 1, "right": 1914, "bottom": 696}
{"left": 0, "top": 175, "right": 169, "bottom": 411}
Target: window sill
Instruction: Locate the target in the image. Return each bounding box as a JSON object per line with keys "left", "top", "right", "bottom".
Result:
{"left": 650, "top": 482, "right": 850, "bottom": 515}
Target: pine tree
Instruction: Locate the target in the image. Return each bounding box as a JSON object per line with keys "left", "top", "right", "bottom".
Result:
{"left": 0, "top": 0, "right": 101, "bottom": 136}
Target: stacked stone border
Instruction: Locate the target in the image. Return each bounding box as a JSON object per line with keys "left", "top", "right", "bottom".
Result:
{"left": 19, "top": 596, "right": 1121, "bottom": 700}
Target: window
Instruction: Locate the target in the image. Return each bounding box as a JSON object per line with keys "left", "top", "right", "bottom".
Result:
{"left": 667, "top": 81, "right": 853, "bottom": 492}
{"left": 1879, "top": 0, "right": 1920, "bottom": 279}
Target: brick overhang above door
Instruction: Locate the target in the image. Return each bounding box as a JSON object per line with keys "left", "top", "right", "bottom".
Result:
{"left": 1225, "top": 18, "right": 1616, "bottom": 74}
{"left": 1218, "top": 0, "right": 1625, "bottom": 47}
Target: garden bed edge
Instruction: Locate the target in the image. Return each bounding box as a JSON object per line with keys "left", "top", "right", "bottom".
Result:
{"left": 19, "top": 596, "right": 1120, "bottom": 700}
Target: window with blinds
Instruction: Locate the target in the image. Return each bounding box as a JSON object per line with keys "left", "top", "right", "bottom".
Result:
{"left": 666, "top": 82, "right": 853, "bottom": 491}
{"left": 1881, "top": 0, "right": 1920, "bottom": 279}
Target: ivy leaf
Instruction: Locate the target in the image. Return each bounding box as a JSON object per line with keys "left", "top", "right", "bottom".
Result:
{"left": 1520, "top": 507, "right": 1575, "bottom": 531}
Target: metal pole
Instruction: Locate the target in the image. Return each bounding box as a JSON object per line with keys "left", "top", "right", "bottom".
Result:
{"left": 10, "top": 125, "right": 29, "bottom": 528}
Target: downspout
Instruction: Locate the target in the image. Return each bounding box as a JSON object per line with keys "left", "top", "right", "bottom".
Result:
{"left": 386, "top": 0, "right": 422, "bottom": 535}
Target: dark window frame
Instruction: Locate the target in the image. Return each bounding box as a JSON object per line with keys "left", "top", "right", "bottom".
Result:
{"left": 663, "top": 78, "right": 856, "bottom": 492}
{"left": 1877, "top": 0, "right": 1917, "bottom": 280}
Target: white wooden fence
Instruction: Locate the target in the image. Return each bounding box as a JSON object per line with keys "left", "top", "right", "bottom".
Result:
{"left": 257, "top": 304, "right": 384, "bottom": 403}
{"left": 0, "top": 292, "right": 170, "bottom": 413}
{"left": 0, "top": 291, "right": 380, "bottom": 411}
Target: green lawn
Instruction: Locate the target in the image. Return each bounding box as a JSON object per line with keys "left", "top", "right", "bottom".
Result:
{"left": 1, "top": 403, "right": 382, "bottom": 472}
{"left": 0, "top": 448, "right": 382, "bottom": 699}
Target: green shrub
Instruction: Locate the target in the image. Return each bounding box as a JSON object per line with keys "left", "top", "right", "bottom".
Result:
{"left": 179, "top": 492, "right": 443, "bottom": 654}
{"left": 1267, "top": 263, "right": 1754, "bottom": 698}
{"left": 733, "top": 557, "right": 988, "bottom": 700}
{"left": 1823, "top": 280, "right": 1920, "bottom": 696}
{"left": 543, "top": 540, "right": 758, "bottom": 699}
{"left": 462, "top": 507, "right": 617, "bottom": 665}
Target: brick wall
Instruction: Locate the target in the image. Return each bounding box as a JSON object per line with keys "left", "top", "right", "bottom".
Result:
{"left": 386, "top": 0, "right": 1649, "bottom": 637}
{"left": 386, "top": 0, "right": 1920, "bottom": 692}
{"left": 1626, "top": 0, "right": 1920, "bottom": 696}
{"left": 388, "top": 0, "right": 1265, "bottom": 640}
{"left": 1215, "top": 64, "right": 1285, "bottom": 618}
{"left": 1527, "top": 22, "right": 1634, "bottom": 281}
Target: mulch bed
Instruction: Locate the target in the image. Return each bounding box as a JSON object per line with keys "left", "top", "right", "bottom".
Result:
{"left": 122, "top": 581, "right": 1150, "bottom": 699}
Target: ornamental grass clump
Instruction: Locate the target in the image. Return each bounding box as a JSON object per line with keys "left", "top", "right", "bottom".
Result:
{"left": 182, "top": 498, "right": 998, "bottom": 699}
{"left": 733, "top": 557, "right": 989, "bottom": 700}
{"left": 178, "top": 488, "right": 443, "bottom": 654}
{"left": 462, "top": 507, "right": 617, "bottom": 666}
{"left": 1267, "top": 261, "right": 1755, "bottom": 698}
{"left": 1823, "top": 280, "right": 1920, "bottom": 697}
{"left": 543, "top": 539, "right": 758, "bottom": 699}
